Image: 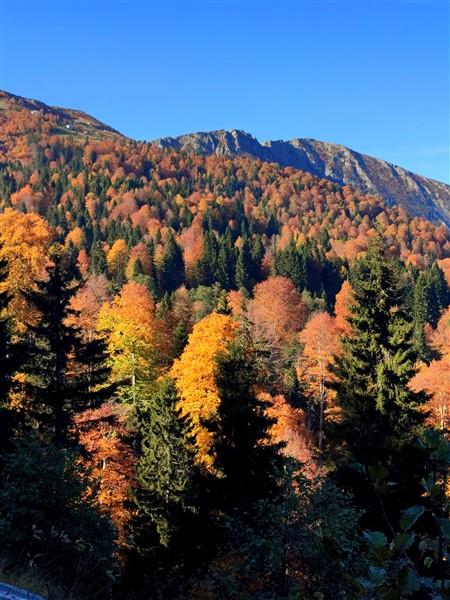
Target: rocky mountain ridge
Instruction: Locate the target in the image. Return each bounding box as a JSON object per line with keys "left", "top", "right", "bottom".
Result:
{"left": 1, "top": 90, "right": 448, "bottom": 226}
{"left": 155, "top": 129, "right": 450, "bottom": 226}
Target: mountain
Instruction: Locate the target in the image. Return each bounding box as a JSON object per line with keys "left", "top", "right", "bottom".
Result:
{"left": 0, "top": 90, "right": 124, "bottom": 140}
{"left": 2, "top": 89, "right": 448, "bottom": 226}
{"left": 154, "top": 130, "right": 450, "bottom": 226}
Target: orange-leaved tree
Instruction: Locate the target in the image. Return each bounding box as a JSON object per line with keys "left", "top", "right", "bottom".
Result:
{"left": 297, "top": 312, "right": 340, "bottom": 449}
{"left": 247, "top": 276, "right": 309, "bottom": 391}
{"left": 76, "top": 403, "right": 136, "bottom": 547}
{"left": 410, "top": 307, "right": 450, "bottom": 430}
{"left": 334, "top": 280, "right": 354, "bottom": 337}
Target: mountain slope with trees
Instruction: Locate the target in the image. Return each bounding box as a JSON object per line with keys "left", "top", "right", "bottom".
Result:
{"left": 155, "top": 129, "right": 450, "bottom": 226}
{"left": 0, "top": 90, "right": 450, "bottom": 598}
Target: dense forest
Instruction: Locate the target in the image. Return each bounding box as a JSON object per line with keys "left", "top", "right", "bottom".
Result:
{"left": 0, "top": 95, "right": 450, "bottom": 599}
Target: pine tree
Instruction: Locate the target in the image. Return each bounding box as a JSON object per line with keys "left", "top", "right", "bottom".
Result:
{"left": 216, "top": 229, "right": 236, "bottom": 290}
{"left": 235, "top": 235, "right": 252, "bottom": 290}
{"left": 207, "top": 335, "right": 284, "bottom": 522}
{"left": 23, "top": 257, "right": 112, "bottom": 447}
{"left": 274, "top": 238, "right": 307, "bottom": 291}
{"left": 327, "top": 237, "right": 430, "bottom": 531}
{"left": 197, "top": 230, "right": 218, "bottom": 286}
{"left": 127, "top": 377, "right": 206, "bottom": 597}
{"left": 90, "top": 239, "right": 107, "bottom": 275}
{"left": 412, "top": 263, "right": 450, "bottom": 360}
{"left": 157, "top": 231, "right": 185, "bottom": 295}
{"left": 412, "top": 271, "right": 431, "bottom": 361}
{"left": 0, "top": 251, "right": 18, "bottom": 455}
{"left": 427, "top": 262, "right": 450, "bottom": 327}
{"left": 250, "top": 234, "right": 264, "bottom": 282}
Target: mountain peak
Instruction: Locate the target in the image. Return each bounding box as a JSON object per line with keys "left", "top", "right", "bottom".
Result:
{"left": 153, "top": 129, "right": 450, "bottom": 225}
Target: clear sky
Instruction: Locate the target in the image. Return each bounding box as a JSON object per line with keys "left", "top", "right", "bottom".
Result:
{"left": 1, "top": 0, "right": 449, "bottom": 183}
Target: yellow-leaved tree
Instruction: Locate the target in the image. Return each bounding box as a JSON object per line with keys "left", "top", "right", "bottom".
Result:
{"left": 0, "top": 208, "right": 53, "bottom": 332}
{"left": 171, "top": 312, "right": 238, "bottom": 470}
{"left": 97, "top": 282, "right": 158, "bottom": 404}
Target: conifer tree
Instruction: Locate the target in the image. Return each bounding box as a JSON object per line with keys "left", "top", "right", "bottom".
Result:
{"left": 235, "top": 235, "right": 252, "bottom": 290}
{"left": 412, "top": 271, "right": 431, "bottom": 361}
{"left": 157, "top": 231, "right": 185, "bottom": 295}
{"left": 127, "top": 377, "right": 205, "bottom": 597}
{"left": 23, "top": 257, "right": 112, "bottom": 447}
{"left": 0, "top": 252, "right": 17, "bottom": 454}
{"left": 197, "top": 230, "right": 218, "bottom": 286}
{"left": 216, "top": 229, "right": 236, "bottom": 290}
{"left": 207, "top": 335, "right": 284, "bottom": 522}
{"left": 90, "top": 239, "right": 107, "bottom": 275}
{"left": 274, "top": 238, "right": 307, "bottom": 291}
{"left": 250, "top": 234, "right": 264, "bottom": 282}
{"left": 427, "top": 262, "right": 450, "bottom": 327}
{"left": 327, "top": 237, "right": 430, "bottom": 530}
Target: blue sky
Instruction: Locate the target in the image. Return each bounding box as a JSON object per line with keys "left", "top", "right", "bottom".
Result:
{"left": 1, "top": 0, "right": 449, "bottom": 182}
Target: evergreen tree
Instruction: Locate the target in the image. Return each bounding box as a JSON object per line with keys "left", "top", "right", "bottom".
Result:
{"left": 216, "top": 229, "right": 236, "bottom": 290}
{"left": 250, "top": 234, "right": 264, "bottom": 282}
{"left": 157, "top": 231, "right": 185, "bottom": 295}
{"left": 23, "top": 257, "right": 112, "bottom": 447}
{"left": 0, "top": 252, "right": 18, "bottom": 456}
{"left": 132, "top": 257, "right": 145, "bottom": 279}
{"left": 327, "top": 237, "right": 430, "bottom": 531}
{"left": 412, "top": 263, "right": 450, "bottom": 360}
{"left": 320, "top": 227, "right": 332, "bottom": 252}
{"left": 126, "top": 378, "right": 206, "bottom": 598}
{"left": 207, "top": 335, "right": 284, "bottom": 523}
{"left": 427, "top": 262, "right": 450, "bottom": 327}
{"left": 196, "top": 230, "right": 218, "bottom": 286}
{"left": 274, "top": 238, "right": 307, "bottom": 291}
{"left": 322, "top": 258, "right": 343, "bottom": 311}
{"left": 90, "top": 239, "right": 107, "bottom": 275}
{"left": 412, "top": 271, "right": 431, "bottom": 361}
{"left": 235, "top": 235, "right": 252, "bottom": 290}
{"left": 0, "top": 433, "right": 114, "bottom": 598}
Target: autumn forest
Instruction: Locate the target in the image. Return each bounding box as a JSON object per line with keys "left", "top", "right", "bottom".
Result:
{"left": 0, "top": 91, "right": 450, "bottom": 599}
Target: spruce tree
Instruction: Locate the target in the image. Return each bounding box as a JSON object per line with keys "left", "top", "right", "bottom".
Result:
{"left": 197, "top": 230, "right": 218, "bottom": 286}
{"left": 250, "top": 234, "right": 264, "bottom": 282}
{"left": 235, "top": 235, "right": 252, "bottom": 290}
{"left": 327, "top": 237, "right": 430, "bottom": 531}
{"left": 157, "top": 231, "right": 185, "bottom": 295}
{"left": 23, "top": 257, "right": 112, "bottom": 447}
{"left": 216, "top": 228, "right": 236, "bottom": 290}
{"left": 90, "top": 239, "right": 107, "bottom": 275}
{"left": 274, "top": 238, "right": 307, "bottom": 291}
{"left": 127, "top": 377, "right": 205, "bottom": 597}
{"left": 412, "top": 271, "right": 431, "bottom": 361}
{"left": 0, "top": 252, "right": 18, "bottom": 455}
{"left": 207, "top": 335, "right": 284, "bottom": 522}
{"left": 427, "top": 262, "right": 450, "bottom": 327}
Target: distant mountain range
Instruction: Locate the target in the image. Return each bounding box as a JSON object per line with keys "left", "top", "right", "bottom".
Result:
{"left": 1, "top": 90, "right": 449, "bottom": 226}
{"left": 154, "top": 130, "right": 450, "bottom": 226}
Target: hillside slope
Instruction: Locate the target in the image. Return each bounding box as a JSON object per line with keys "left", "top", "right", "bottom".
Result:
{"left": 0, "top": 90, "right": 124, "bottom": 141}
{"left": 155, "top": 129, "right": 450, "bottom": 226}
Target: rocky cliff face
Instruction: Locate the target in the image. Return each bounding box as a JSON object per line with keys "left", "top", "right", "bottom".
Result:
{"left": 155, "top": 130, "right": 450, "bottom": 226}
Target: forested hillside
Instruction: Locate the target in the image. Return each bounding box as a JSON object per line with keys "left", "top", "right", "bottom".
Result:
{"left": 155, "top": 129, "right": 450, "bottom": 226}
{"left": 0, "top": 91, "right": 450, "bottom": 599}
